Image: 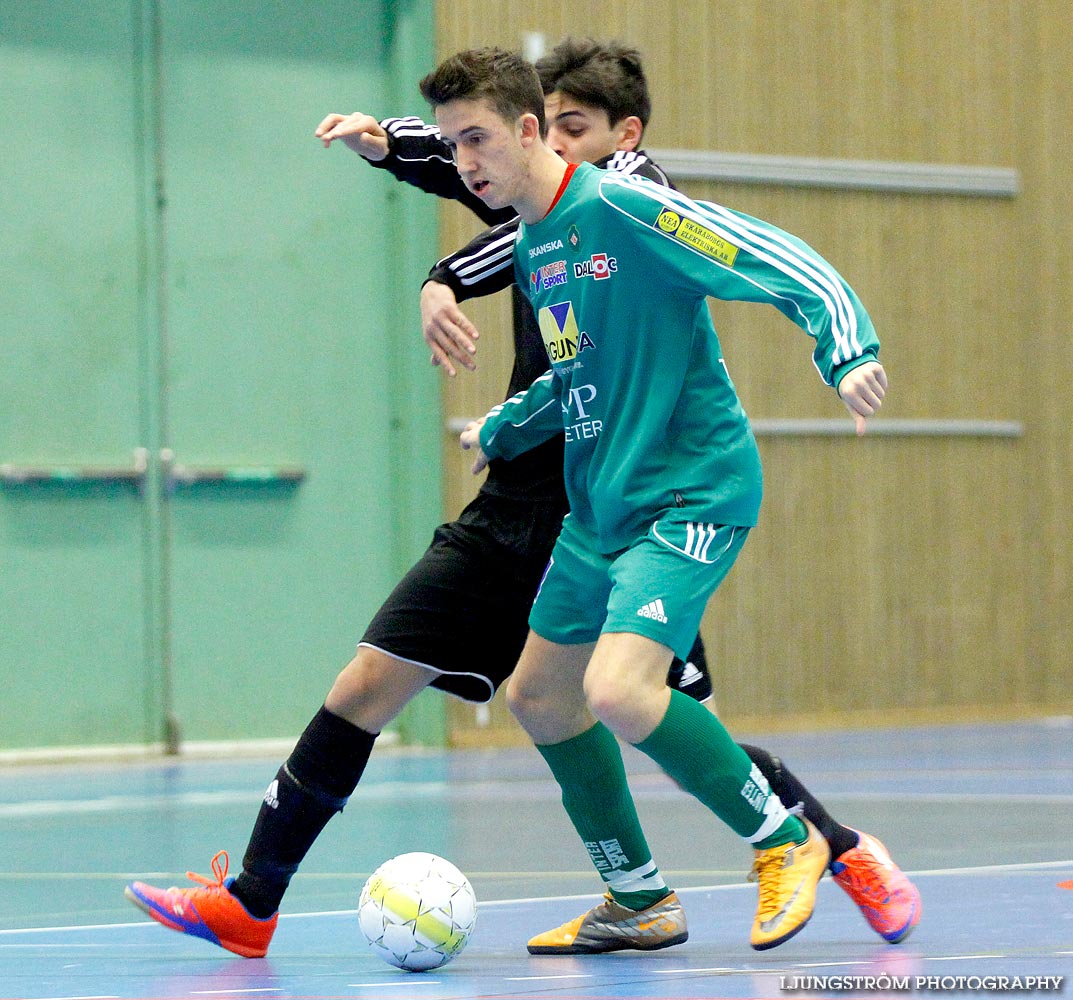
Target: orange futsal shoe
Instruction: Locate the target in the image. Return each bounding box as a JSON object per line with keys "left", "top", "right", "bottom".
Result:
{"left": 125, "top": 850, "right": 278, "bottom": 958}
{"left": 832, "top": 830, "right": 921, "bottom": 943}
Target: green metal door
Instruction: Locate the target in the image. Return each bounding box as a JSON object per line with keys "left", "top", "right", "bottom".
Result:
{"left": 0, "top": 4, "right": 154, "bottom": 748}
{"left": 0, "top": 1, "right": 440, "bottom": 752}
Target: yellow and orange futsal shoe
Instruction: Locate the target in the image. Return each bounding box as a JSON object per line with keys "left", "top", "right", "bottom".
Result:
{"left": 527, "top": 890, "right": 687, "bottom": 954}
{"left": 125, "top": 850, "right": 277, "bottom": 958}
{"left": 832, "top": 830, "right": 921, "bottom": 943}
{"left": 750, "top": 818, "right": 830, "bottom": 950}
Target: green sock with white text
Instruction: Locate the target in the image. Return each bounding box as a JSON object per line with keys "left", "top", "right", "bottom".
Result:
{"left": 537, "top": 721, "right": 670, "bottom": 910}
{"left": 635, "top": 691, "right": 805, "bottom": 849}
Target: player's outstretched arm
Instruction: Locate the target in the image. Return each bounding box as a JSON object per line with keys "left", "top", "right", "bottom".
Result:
{"left": 314, "top": 112, "right": 389, "bottom": 160}
{"left": 421, "top": 280, "right": 481, "bottom": 378}
{"left": 320, "top": 113, "right": 504, "bottom": 222}
{"left": 427, "top": 215, "right": 521, "bottom": 305}
{"left": 837, "top": 361, "right": 888, "bottom": 435}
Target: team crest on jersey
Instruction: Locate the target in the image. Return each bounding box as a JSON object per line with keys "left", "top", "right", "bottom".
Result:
{"left": 653, "top": 208, "right": 740, "bottom": 267}
{"left": 573, "top": 252, "right": 618, "bottom": 281}
{"left": 530, "top": 259, "right": 568, "bottom": 292}
{"left": 538, "top": 302, "right": 596, "bottom": 363}
{"left": 568, "top": 224, "right": 581, "bottom": 252}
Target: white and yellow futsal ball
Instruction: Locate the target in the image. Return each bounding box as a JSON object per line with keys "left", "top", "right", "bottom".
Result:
{"left": 358, "top": 852, "right": 477, "bottom": 972}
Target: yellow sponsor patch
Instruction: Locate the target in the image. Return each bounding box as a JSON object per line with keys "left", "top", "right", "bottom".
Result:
{"left": 656, "top": 210, "right": 680, "bottom": 232}
{"left": 538, "top": 301, "right": 581, "bottom": 363}
{"left": 654, "top": 208, "right": 739, "bottom": 266}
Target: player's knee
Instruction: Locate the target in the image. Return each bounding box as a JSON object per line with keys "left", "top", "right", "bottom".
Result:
{"left": 582, "top": 668, "right": 628, "bottom": 728}
{"left": 583, "top": 657, "right": 670, "bottom": 741}
{"left": 324, "top": 648, "right": 428, "bottom": 730}
{"left": 325, "top": 650, "right": 377, "bottom": 706}
{"left": 505, "top": 673, "right": 583, "bottom": 742}
{"left": 504, "top": 671, "right": 540, "bottom": 726}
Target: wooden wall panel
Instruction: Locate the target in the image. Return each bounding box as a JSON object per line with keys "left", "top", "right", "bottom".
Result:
{"left": 1019, "top": 12, "right": 1073, "bottom": 707}
{"left": 427, "top": 1, "right": 1070, "bottom": 742}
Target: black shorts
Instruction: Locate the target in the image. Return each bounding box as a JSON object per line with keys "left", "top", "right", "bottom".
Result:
{"left": 359, "top": 490, "right": 714, "bottom": 704}
{"left": 359, "top": 491, "right": 565, "bottom": 702}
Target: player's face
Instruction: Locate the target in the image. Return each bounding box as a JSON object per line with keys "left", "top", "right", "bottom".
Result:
{"left": 435, "top": 97, "right": 530, "bottom": 211}
{"left": 544, "top": 91, "right": 637, "bottom": 164}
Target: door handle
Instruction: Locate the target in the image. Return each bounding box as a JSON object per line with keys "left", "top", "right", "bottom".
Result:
{"left": 0, "top": 447, "right": 149, "bottom": 490}
{"left": 160, "top": 448, "right": 306, "bottom": 493}
{"left": 0, "top": 448, "right": 305, "bottom": 494}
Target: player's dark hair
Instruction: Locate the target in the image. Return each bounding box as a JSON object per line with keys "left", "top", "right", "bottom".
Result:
{"left": 420, "top": 47, "right": 546, "bottom": 135}
{"left": 535, "top": 38, "right": 651, "bottom": 135}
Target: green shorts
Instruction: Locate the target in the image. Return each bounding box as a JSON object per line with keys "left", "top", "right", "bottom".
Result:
{"left": 529, "top": 513, "right": 750, "bottom": 660}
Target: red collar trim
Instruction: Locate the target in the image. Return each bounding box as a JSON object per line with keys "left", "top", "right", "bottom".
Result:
{"left": 543, "top": 162, "right": 578, "bottom": 219}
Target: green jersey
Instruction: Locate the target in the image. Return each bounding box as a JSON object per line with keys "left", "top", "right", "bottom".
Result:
{"left": 478, "top": 162, "right": 879, "bottom": 554}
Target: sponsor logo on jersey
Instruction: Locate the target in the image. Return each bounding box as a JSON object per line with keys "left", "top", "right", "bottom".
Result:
{"left": 528, "top": 238, "right": 564, "bottom": 258}
{"left": 538, "top": 302, "right": 596, "bottom": 363}
{"left": 563, "top": 383, "right": 603, "bottom": 442}
{"left": 656, "top": 210, "right": 681, "bottom": 233}
{"left": 573, "top": 252, "right": 618, "bottom": 281}
{"left": 654, "top": 208, "right": 740, "bottom": 266}
{"left": 565, "top": 384, "right": 596, "bottom": 417}
{"left": 530, "top": 259, "right": 568, "bottom": 292}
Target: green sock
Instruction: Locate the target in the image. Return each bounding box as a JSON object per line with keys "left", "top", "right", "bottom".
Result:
{"left": 537, "top": 722, "right": 670, "bottom": 910}
{"left": 635, "top": 691, "right": 805, "bottom": 849}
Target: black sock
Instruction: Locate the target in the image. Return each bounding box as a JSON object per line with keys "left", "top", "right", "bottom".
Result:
{"left": 739, "top": 743, "right": 859, "bottom": 863}
{"left": 685, "top": 634, "right": 707, "bottom": 673}
{"left": 230, "top": 706, "right": 377, "bottom": 918}
{"left": 666, "top": 634, "right": 713, "bottom": 702}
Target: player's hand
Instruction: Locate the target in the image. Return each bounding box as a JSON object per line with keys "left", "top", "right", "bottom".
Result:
{"left": 837, "top": 361, "right": 888, "bottom": 436}
{"left": 314, "top": 112, "right": 389, "bottom": 161}
{"left": 459, "top": 418, "right": 489, "bottom": 474}
{"left": 421, "top": 281, "right": 480, "bottom": 377}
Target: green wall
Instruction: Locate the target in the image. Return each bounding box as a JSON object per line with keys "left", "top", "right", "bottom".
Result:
{"left": 0, "top": 1, "right": 445, "bottom": 751}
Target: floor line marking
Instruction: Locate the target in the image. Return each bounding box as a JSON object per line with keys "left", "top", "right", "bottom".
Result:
{"left": 2, "top": 787, "right": 1071, "bottom": 819}
{"left": 928, "top": 954, "right": 1007, "bottom": 961}
{"left": 345, "top": 982, "right": 442, "bottom": 988}
{"left": 1, "top": 860, "right": 1070, "bottom": 937}
{"left": 192, "top": 991, "right": 284, "bottom": 996}
{"left": 0, "top": 858, "right": 1068, "bottom": 886}
{"left": 653, "top": 967, "right": 742, "bottom": 974}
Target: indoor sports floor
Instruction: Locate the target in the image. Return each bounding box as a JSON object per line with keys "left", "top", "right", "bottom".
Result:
{"left": 1, "top": 719, "right": 1070, "bottom": 999}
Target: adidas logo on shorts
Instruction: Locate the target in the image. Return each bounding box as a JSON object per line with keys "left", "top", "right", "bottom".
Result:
{"left": 637, "top": 599, "right": 669, "bottom": 623}
{"left": 677, "top": 660, "right": 703, "bottom": 688}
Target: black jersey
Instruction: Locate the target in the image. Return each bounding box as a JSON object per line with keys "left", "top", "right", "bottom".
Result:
{"left": 368, "top": 121, "right": 673, "bottom": 502}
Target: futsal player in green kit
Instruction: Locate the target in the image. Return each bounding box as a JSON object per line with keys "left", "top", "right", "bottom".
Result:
{"left": 424, "top": 48, "right": 889, "bottom": 951}
{"left": 122, "top": 39, "right": 915, "bottom": 963}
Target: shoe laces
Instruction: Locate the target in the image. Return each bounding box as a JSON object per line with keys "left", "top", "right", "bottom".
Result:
{"left": 837, "top": 848, "right": 892, "bottom": 901}
{"left": 748, "top": 843, "right": 792, "bottom": 915}
{"left": 184, "top": 850, "right": 231, "bottom": 892}
{"left": 746, "top": 807, "right": 805, "bottom": 895}
{"left": 595, "top": 892, "right": 631, "bottom": 920}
